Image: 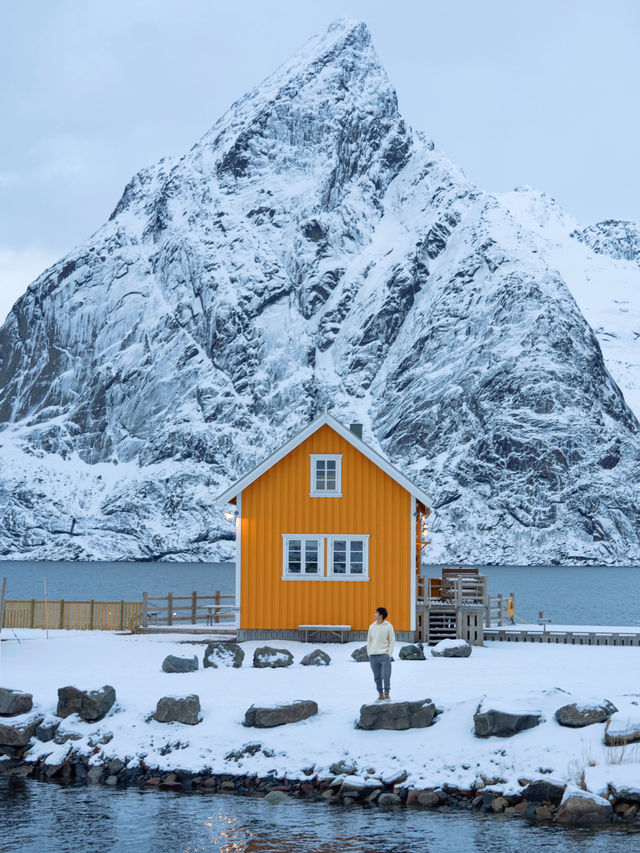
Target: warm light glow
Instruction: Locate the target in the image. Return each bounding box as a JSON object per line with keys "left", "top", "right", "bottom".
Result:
{"left": 224, "top": 510, "right": 235, "bottom": 521}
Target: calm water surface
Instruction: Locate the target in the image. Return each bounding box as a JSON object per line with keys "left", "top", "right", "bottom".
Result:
{"left": 1, "top": 561, "right": 640, "bottom": 625}
{"left": 2, "top": 779, "right": 640, "bottom": 853}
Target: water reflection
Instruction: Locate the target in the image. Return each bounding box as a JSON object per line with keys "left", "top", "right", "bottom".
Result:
{"left": 3, "top": 780, "right": 640, "bottom": 853}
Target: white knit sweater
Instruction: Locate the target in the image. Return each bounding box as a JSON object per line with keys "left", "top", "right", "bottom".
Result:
{"left": 367, "top": 620, "right": 395, "bottom": 657}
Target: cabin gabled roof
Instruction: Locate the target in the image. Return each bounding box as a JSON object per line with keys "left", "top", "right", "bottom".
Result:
{"left": 216, "top": 413, "right": 433, "bottom": 507}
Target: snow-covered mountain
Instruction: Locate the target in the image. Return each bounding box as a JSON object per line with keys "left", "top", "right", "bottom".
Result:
{"left": 1, "top": 18, "right": 639, "bottom": 565}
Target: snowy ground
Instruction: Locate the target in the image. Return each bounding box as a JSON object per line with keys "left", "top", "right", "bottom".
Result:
{"left": 2, "top": 630, "right": 640, "bottom": 796}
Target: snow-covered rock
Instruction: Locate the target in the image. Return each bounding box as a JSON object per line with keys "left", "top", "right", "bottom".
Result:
{"left": 555, "top": 785, "right": 612, "bottom": 825}
{"left": 554, "top": 699, "right": 616, "bottom": 728}
{"left": 1, "top": 19, "right": 640, "bottom": 564}
{"left": 431, "top": 639, "right": 471, "bottom": 658}
{"left": 252, "top": 646, "right": 293, "bottom": 668}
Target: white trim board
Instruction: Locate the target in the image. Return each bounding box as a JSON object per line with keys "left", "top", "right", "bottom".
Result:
{"left": 216, "top": 413, "right": 433, "bottom": 508}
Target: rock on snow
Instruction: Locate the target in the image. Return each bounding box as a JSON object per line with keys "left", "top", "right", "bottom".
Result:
{"left": 1, "top": 19, "right": 640, "bottom": 564}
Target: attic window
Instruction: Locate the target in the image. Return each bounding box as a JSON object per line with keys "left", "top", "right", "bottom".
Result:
{"left": 310, "top": 454, "right": 342, "bottom": 497}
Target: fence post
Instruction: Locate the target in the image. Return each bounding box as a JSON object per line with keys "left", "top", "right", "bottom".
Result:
{"left": 214, "top": 590, "right": 220, "bottom": 624}
{"left": 59, "top": 600, "right": 65, "bottom": 630}
{"left": 0, "top": 578, "right": 6, "bottom": 634}
{"left": 142, "top": 592, "right": 149, "bottom": 628}
{"left": 30, "top": 598, "right": 35, "bottom": 629}
{"left": 191, "top": 591, "right": 197, "bottom": 624}
{"left": 167, "top": 593, "right": 173, "bottom": 626}
{"left": 497, "top": 594, "right": 503, "bottom": 627}
{"left": 119, "top": 600, "right": 124, "bottom": 631}
{"left": 90, "top": 600, "right": 95, "bottom": 630}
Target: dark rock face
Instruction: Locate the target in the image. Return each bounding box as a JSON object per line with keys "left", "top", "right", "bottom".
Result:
{"left": 431, "top": 640, "right": 471, "bottom": 658}
{"left": 154, "top": 695, "right": 201, "bottom": 725}
{"left": 203, "top": 642, "right": 245, "bottom": 669}
{"left": 56, "top": 685, "right": 116, "bottom": 722}
{"left": 252, "top": 647, "right": 293, "bottom": 668}
{"left": 162, "top": 655, "right": 199, "bottom": 673}
{"left": 351, "top": 646, "right": 369, "bottom": 663}
{"left": 473, "top": 705, "right": 542, "bottom": 738}
{"left": 554, "top": 700, "right": 617, "bottom": 728}
{"left": 0, "top": 717, "right": 43, "bottom": 747}
{"left": 398, "top": 644, "right": 425, "bottom": 661}
{"left": 572, "top": 220, "right": 640, "bottom": 263}
{"left": 1, "top": 19, "right": 640, "bottom": 567}
{"left": 356, "top": 699, "right": 436, "bottom": 730}
{"left": 0, "top": 689, "right": 33, "bottom": 717}
{"left": 35, "top": 720, "right": 59, "bottom": 742}
{"left": 243, "top": 700, "right": 318, "bottom": 728}
{"left": 521, "top": 780, "right": 566, "bottom": 805}
{"left": 555, "top": 790, "right": 613, "bottom": 825}
{"left": 300, "top": 649, "right": 331, "bottom": 666}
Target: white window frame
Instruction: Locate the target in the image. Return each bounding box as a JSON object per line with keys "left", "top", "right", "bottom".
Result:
{"left": 281, "top": 534, "right": 325, "bottom": 580}
{"left": 327, "top": 535, "right": 370, "bottom": 581}
{"left": 309, "top": 454, "right": 342, "bottom": 497}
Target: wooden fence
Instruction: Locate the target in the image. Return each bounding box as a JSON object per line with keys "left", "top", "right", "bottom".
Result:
{"left": 2, "top": 599, "right": 142, "bottom": 631}
{"left": 142, "top": 591, "right": 237, "bottom": 627}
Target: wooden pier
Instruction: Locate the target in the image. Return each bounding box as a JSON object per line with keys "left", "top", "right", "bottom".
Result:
{"left": 484, "top": 625, "right": 640, "bottom": 646}
{"left": 418, "top": 568, "right": 640, "bottom": 648}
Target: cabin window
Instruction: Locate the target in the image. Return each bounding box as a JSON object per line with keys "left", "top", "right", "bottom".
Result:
{"left": 327, "top": 535, "right": 369, "bottom": 579}
{"left": 282, "top": 535, "right": 324, "bottom": 579}
{"left": 309, "top": 454, "right": 342, "bottom": 497}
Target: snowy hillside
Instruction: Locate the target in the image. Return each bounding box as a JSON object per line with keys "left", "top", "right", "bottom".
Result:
{"left": 1, "top": 18, "right": 639, "bottom": 564}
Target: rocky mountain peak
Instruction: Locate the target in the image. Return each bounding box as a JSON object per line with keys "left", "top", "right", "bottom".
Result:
{"left": 1, "top": 21, "right": 640, "bottom": 565}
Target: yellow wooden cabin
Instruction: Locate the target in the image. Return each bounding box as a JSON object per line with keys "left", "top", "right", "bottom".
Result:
{"left": 217, "top": 414, "right": 432, "bottom": 641}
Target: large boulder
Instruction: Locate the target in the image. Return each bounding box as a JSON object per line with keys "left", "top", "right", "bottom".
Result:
{"left": 0, "top": 689, "right": 33, "bottom": 717}
{"left": 203, "top": 642, "right": 245, "bottom": 669}
{"left": 431, "top": 639, "right": 472, "bottom": 658}
{"left": 356, "top": 699, "right": 436, "bottom": 731}
{"left": 301, "top": 649, "right": 331, "bottom": 666}
{"left": 252, "top": 646, "right": 293, "bottom": 668}
{"left": 243, "top": 700, "right": 318, "bottom": 728}
{"left": 555, "top": 787, "right": 613, "bottom": 825}
{"left": 604, "top": 712, "right": 640, "bottom": 746}
{"left": 399, "top": 644, "right": 425, "bottom": 661}
{"left": 351, "top": 646, "right": 369, "bottom": 662}
{"left": 56, "top": 685, "right": 116, "bottom": 722}
{"left": 474, "top": 703, "right": 542, "bottom": 737}
{"left": 521, "top": 779, "right": 566, "bottom": 805}
{"left": 162, "top": 654, "right": 198, "bottom": 673}
{"left": 0, "top": 716, "right": 43, "bottom": 747}
{"left": 555, "top": 700, "right": 617, "bottom": 728}
{"left": 154, "top": 695, "right": 201, "bottom": 725}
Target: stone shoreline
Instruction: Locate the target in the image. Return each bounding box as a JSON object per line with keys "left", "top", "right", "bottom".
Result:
{"left": 2, "top": 754, "right": 640, "bottom": 828}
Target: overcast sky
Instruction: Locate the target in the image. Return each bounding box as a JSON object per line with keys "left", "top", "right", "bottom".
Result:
{"left": 1, "top": 0, "right": 638, "bottom": 322}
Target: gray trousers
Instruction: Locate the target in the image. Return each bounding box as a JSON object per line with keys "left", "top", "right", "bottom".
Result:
{"left": 369, "top": 653, "right": 391, "bottom": 693}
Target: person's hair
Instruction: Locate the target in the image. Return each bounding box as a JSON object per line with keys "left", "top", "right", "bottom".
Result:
{"left": 376, "top": 607, "right": 388, "bottom": 620}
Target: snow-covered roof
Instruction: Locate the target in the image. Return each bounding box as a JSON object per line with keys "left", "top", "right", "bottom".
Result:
{"left": 216, "top": 413, "right": 433, "bottom": 507}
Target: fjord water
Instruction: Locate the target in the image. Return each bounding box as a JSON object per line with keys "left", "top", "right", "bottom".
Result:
{"left": 2, "top": 778, "right": 640, "bottom": 853}
{"left": 0, "top": 561, "right": 639, "bottom": 625}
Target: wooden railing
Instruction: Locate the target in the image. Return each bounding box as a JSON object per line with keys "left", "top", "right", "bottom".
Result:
{"left": 1, "top": 599, "right": 142, "bottom": 631}
{"left": 486, "top": 592, "right": 515, "bottom": 627}
{"left": 418, "top": 575, "right": 488, "bottom": 606}
{"left": 141, "top": 591, "right": 237, "bottom": 627}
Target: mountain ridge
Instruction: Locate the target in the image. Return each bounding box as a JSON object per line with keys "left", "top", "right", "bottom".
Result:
{"left": 1, "top": 19, "right": 639, "bottom": 564}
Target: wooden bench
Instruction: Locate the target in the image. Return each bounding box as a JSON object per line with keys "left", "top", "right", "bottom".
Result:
{"left": 297, "top": 624, "right": 352, "bottom": 643}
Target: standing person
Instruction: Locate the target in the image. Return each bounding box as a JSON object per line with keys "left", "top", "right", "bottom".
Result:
{"left": 367, "top": 606, "right": 395, "bottom": 701}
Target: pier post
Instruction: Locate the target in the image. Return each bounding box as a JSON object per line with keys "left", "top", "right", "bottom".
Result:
{"left": 142, "top": 592, "right": 149, "bottom": 628}
{"left": 167, "top": 592, "right": 173, "bottom": 626}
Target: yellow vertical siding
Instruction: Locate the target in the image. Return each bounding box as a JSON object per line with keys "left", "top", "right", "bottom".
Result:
{"left": 240, "top": 424, "right": 412, "bottom": 631}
